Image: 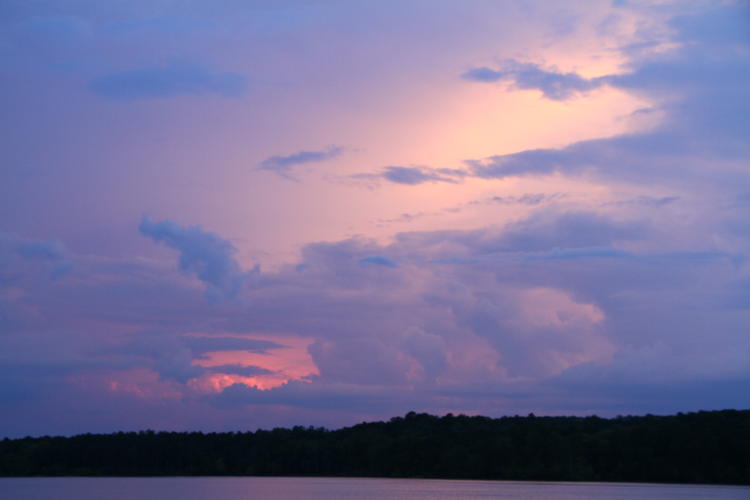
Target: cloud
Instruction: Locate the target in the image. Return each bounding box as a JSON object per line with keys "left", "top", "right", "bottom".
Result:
{"left": 209, "top": 209, "right": 652, "bottom": 388}
{"left": 484, "top": 193, "right": 564, "bottom": 206}
{"left": 257, "top": 146, "right": 345, "bottom": 180}
{"left": 211, "top": 379, "right": 423, "bottom": 413}
{"left": 358, "top": 255, "right": 397, "bottom": 267}
{"left": 0, "top": 330, "right": 141, "bottom": 404}
{"left": 16, "top": 240, "right": 66, "bottom": 261}
{"left": 0, "top": 233, "right": 73, "bottom": 284}
{"left": 387, "top": 210, "right": 644, "bottom": 258}
{"left": 106, "top": 332, "right": 283, "bottom": 383}
{"left": 399, "top": 327, "right": 447, "bottom": 383}
{"left": 361, "top": 12, "right": 748, "bottom": 189}
{"left": 180, "top": 336, "right": 284, "bottom": 355}
{"left": 464, "top": 6, "right": 750, "bottom": 184}
{"left": 354, "top": 166, "right": 467, "bottom": 186}
{"left": 467, "top": 147, "right": 577, "bottom": 179}
{"left": 2, "top": 1, "right": 750, "bottom": 436}
{"left": 461, "top": 66, "right": 506, "bottom": 83}
{"left": 526, "top": 247, "right": 633, "bottom": 261}
{"left": 375, "top": 193, "right": 565, "bottom": 227}
{"left": 89, "top": 62, "right": 247, "bottom": 100}
{"left": 139, "top": 216, "right": 251, "bottom": 300}
{"left": 207, "top": 364, "right": 273, "bottom": 377}
{"left": 462, "top": 60, "right": 610, "bottom": 100}
{"left": 309, "top": 337, "right": 416, "bottom": 386}
{"left": 496, "top": 210, "right": 645, "bottom": 252}
{"left": 603, "top": 195, "right": 680, "bottom": 208}
{"left": 380, "top": 166, "right": 460, "bottom": 185}
{"left": 2, "top": 198, "right": 749, "bottom": 432}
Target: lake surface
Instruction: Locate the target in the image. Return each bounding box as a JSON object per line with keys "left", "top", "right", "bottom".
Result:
{"left": 1, "top": 477, "right": 748, "bottom": 499}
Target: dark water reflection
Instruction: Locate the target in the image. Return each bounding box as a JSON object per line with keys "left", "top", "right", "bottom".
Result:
{"left": 2, "top": 477, "right": 748, "bottom": 499}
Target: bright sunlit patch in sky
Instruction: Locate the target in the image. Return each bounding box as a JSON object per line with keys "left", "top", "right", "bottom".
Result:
{"left": 190, "top": 334, "right": 319, "bottom": 391}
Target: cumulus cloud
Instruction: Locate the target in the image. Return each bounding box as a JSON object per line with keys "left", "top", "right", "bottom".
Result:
{"left": 309, "top": 338, "right": 416, "bottom": 386}
{"left": 455, "top": 287, "right": 610, "bottom": 378}
{"left": 210, "top": 209, "right": 652, "bottom": 389}
{"left": 399, "top": 327, "right": 448, "bottom": 383}
{"left": 89, "top": 62, "right": 247, "bottom": 100}
{"left": 3, "top": 197, "right": 749, "bottom": 431}
{"left": 257, "top": 146, "right": 345, "bottom": 180}
{"left": 2, "top": 1, "right": 750, "bottom": 436}
{"left": 462, "top": 60, "right": 611, "bottom": 100}
{"left": 139, "top": 216, "right": 251, "bottom": 301}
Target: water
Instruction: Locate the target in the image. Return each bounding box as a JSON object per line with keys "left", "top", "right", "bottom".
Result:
{"left": 1, "top": 477, "right": 748, "bottom": 499}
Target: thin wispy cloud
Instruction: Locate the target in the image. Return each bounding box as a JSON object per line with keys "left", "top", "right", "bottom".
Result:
{"left": 462, "top": 59, "right": 611, "bottom": 100}
{"left": 353, "top": 166, "right": 467, "bottom": 186}
{"left": 257, "top": 146, "right": 345, "bottom": 181}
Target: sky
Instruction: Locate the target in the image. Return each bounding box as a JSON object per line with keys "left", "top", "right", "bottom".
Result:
{"left": 1, "top": 0, "right": 749, "bottom": 437}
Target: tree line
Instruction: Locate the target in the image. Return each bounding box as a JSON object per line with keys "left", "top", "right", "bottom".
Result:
{"left": 1, "top": 409, "right": 748, "bottom": 484}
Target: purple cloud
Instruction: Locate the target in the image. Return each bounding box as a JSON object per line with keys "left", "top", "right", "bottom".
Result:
{"left": 1, "top": 202, "right": 748, "bottom": 435}
{"left": 354, "top": 166, "right": 466, "bottom": 186}
{"left": 1, "top": 0, "right": 749, "bottom": 438}
{"left": 258, "top": 146, "right": 345, "bottom": 180}
{"left": 139, "top": 217, "right": 251, "bottom": 301}
{"left": 207, "top": 364, "right": 273, "bottom": 377}
{"left": 462, "top": 60, "right": 611, "bottom": 100}
{"left": 358, "top": 255, "right": 397, "bottom": 267}
{"left": 464, "top": 8, "right": 750, "bottom": 184}
{"left": 0, "top": 232, "right": 72, "bottom": 284}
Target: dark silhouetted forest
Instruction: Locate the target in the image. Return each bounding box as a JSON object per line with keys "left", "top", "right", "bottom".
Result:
{"left": 1, "top": 410, "right": 749, "bottom": 484}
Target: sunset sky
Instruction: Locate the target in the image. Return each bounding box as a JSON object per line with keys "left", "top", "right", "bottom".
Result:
{"left": 1, "top": 0, "right": 749, "bottom": 437}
